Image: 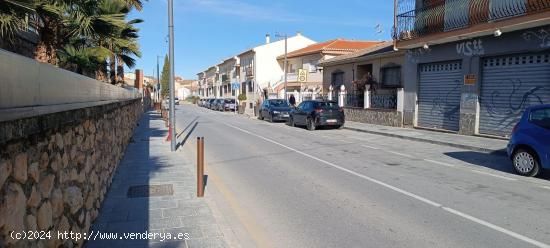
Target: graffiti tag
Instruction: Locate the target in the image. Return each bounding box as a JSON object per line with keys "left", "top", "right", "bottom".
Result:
{"left": 456, "top": 39, "right": 485, "bottom": 56}
{"left": 522, "top": 28, "right": 550, "bottom": 48}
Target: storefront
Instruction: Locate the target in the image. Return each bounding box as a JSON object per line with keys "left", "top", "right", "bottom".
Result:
{"left": 402, "top": 25, "right": 550, "bottom": 137}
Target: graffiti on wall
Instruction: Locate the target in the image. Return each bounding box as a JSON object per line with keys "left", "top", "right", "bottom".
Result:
{"left": 371, "top": 93, "right": 397, "bottom": 109}
{"left": 456, "top": 39, "right": 485, "bottom": 56}
{"left": 482, "top": 79, "right": 546, "bottom": 130}
{"left": 522, "top": 28, "right": 550, "bottom": 48}
{"left": 406, "top": 47, "right": 431, "bottom": 63}
{"left": 429, "top": 83, "right": 461, "bottom": 122}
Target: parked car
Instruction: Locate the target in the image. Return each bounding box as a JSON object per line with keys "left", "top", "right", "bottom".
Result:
{"left": 198, "top": 98, "right": 205, "bottom": 107}
{"left": 174, "top": 97, "right": 180, "bottom": 105}
{"left": 223, "top": 99, "right": 237, "bottom": 111}
{"left": 213, "top": 99, "right": 226, "bottom": 111}
{"left": 507, "top": 104, "right": 550, "bottom": 177}
{"left": 259, "top": 99, "right": 292, "bottom": 122}
{"left": 206, "top": 99, "right": 216, "bottom": 109}
{"left": 288, "top": 100, "right": 345, "bottom": 131}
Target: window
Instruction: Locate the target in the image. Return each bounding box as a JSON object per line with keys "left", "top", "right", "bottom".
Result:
{"left": 331, "top": 71, "right": 344, "bottom": 88}
{"left": 529, "top": 108, "right": 550, "bottom": 129}
{"left": 269, "top": 99, "right": 289, "bottom": 107}
{"left": 381, "top": 66, "right": 401, "bottom": 88}
{"left": 288, "top": 64, "right": 297, "bottom": 74}
{"left": 305, "top": 60, "right": 318, "bottom": 73}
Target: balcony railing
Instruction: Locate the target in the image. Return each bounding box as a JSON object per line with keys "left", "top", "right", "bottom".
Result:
{"left": 394, "top": 0, "right": 550, "bottom": 41}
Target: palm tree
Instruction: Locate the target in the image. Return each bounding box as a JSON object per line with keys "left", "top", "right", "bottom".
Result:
{"left": 114, "top": 19, "right": 142, "bottom": 83}
{"left": 1, "top": 0, "right": 145, "bottom": 83}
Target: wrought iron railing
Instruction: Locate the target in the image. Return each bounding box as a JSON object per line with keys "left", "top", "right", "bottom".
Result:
{"left": 394, "top": 0, "right": 550, "bottom": 41}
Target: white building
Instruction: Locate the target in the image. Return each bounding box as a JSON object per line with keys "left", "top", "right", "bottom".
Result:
{"left": 237, "top": 32, "right": 316, "bottom": 114}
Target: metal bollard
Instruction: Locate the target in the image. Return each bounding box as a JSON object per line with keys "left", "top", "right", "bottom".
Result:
{"left": 197, "top": 137, "right": 204, "bottom": 197}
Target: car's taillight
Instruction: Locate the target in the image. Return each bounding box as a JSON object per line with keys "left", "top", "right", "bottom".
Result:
{"left": 315, "top": 108, "right": 324, "bottom": 113}
{"left": 338, "top": 107, "right": 344, "bottom": 112}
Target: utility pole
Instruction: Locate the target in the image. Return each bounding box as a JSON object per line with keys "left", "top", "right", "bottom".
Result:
{"left": 168, "top": 0, "right": 176, "bottom": 151}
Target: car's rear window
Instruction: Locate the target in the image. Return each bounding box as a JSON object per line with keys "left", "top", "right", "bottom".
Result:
{"left": 529, "top": 108, "right": 550, "bottom": 129}
{"left": 315, "top": 101, "right": 340, "bottom": 110}
{"left": 269, "top": 100, "right": 289, "bottom": 107}
{"left": 225, "top": 99, "right": 235, "bottom": 103}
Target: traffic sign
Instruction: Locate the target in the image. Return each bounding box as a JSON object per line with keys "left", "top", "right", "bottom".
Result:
{"left": 232, "top": 83, "right": 240, "bottom": 90}
{"left": 297, "top": 69, "right": 308, "bottom": 82}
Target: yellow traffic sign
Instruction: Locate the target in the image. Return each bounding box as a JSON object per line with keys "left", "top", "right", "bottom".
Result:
{"left": 297, "top": 69, "right": 308, "bottom": 82}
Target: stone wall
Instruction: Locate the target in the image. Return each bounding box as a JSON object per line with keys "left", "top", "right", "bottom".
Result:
{"left": 0, "top": 99, "right": 142, "bottom": 247}
{"left": 344, "top": 107, "right": 403, "bottom": 127}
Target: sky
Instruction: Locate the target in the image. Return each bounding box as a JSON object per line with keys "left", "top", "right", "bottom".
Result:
{"left": 128, "top": 0, "right": 394, "bottom": 80}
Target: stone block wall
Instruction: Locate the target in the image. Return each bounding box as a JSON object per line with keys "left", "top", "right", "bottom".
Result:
{"left": 0, "top": 99, "right": 142, "bottom": 247}
{"left": 344, "top": 107, "right": 403, "bottom": 127}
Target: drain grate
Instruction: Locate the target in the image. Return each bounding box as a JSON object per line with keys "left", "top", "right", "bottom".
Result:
{"left": 127, "top": 184, "right": 174, "bottom": 198}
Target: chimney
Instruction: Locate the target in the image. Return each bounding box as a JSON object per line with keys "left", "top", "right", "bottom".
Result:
{"left": 135, "top": 69, "right": 144, "bottom": 90}
{"left": 296, "top": 31, "right": 302, "bottom": 36}
{"left": 265, "top": 34, "right": 271, "bottom": 44}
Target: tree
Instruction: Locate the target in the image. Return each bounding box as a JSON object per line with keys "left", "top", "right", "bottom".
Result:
{"left": 160, "top": 54, "right": 169, "bottom": 98}
{"left": 0, "top": 0, "right": 145, "bottom": 83}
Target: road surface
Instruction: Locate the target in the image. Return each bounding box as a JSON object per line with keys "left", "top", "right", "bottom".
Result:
{"left": 175, "top": 104, "right": 550, "bottom": 248}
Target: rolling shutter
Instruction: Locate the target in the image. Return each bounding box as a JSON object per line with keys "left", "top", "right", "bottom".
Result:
{"left": 480, "top": 53, "right": 550, "bottom": 137}
{"left": 418, "top": 61, "right": 462, "bottom": 131}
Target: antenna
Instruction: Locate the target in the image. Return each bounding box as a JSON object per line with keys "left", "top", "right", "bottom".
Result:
{"left": 375, "top": 23, "right": 383, "bottom": 41}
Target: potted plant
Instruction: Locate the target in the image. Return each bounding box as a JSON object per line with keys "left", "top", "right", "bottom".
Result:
{"left": 238, "top": 93, "right": 247, "bottom": 114}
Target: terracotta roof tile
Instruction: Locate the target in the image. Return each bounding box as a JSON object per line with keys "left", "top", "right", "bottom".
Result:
{"left": 278, "top": 39, "right": 384, "bottom": 59}
{"left": 318, "top": 41, "right": 396, "bottom": 66}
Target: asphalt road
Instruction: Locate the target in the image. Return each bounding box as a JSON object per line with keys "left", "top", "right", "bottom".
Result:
{"left": 175, "top": 104, "right": 550, "bottom": 248}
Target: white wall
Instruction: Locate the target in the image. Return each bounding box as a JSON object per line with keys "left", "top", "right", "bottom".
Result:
{"left": 0, "top": 49, "right": 140, "bottom": 111}
{"left": 254, "top": 35, "right": 316, "bottom": 90}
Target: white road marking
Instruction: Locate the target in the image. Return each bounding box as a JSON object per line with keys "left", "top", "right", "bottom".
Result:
{"left": 541, "top": 186, "right": 550, "bottom": 190}
{"left": 386, "top": 151, "right": 414, "bottom": 158}
{"left": 471, "top": 170, "right": 518, "bottom": 181}
{"left": 223, "top": 122, "right": 550, "bottom": 248}
{"left": 442, "top": 207, "right": 550, "bottom": 248}
{"left": 361, "top": 145, "right": 380, "bottom": 150}
{"left": 424, "top": 159, "right": 456, "bottom": 167}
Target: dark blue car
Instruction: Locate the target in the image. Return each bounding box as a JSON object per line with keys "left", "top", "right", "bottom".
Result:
{"left": 507, "top": 104, "right": 550, "bottom": 177}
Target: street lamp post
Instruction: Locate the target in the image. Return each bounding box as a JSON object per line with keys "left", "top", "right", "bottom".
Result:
{"left": 275, "top": 33, "right": 288, "bottom": 100}
{"left": 168, "top": 0, "right": 176, "bottom": 151}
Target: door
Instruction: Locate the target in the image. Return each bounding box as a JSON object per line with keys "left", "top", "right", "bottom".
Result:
{"left": 294, "top": 102, "right": 309, "bottom": 125}
{"left": 417, "top": 61, "right": 462, "bottom": 132}
{"left": 480, "top": 53, "right": 550, "bottom": 137}
{"left": 261, "top": 101, "right": 269, "bottom": 117}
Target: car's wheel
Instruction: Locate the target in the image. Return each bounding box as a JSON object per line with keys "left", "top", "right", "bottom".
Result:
{"left": 306, "top": 118, "right": 316, "bottom": 131}
{"left": 288, "top": 117, "right": 295, "bottom": 127}
{"left": 335, "top": 125, "right": 344, "bottom": 129}
{"left": 258, "top": 112, "right": 263, "bottom": 120}
{"left": 513, "top": 148, "right": 541, "bottom": 177}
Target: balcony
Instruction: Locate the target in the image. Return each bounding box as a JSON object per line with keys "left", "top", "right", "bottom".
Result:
{"left": 221, "top": 74, "right": 230, "bottom": 82}
{"left": 245, "top": 68, "right": 254, "bottom": 78}
{"left": 394, "top": 0, "right": 550, "bottom": 42}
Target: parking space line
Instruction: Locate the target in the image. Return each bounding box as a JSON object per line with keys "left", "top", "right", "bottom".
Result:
{"left": 387, "top": 151, "right": 414, "bottom": 158}
{"left": 471, "top": 170, "right": 518, "bottom": 181}
{"left": 222, "top": 122, "right": 550, "bottom": 248}
{"left": 424, "top": 159, "right": 456, "bottom": 167}
{"left": 361, "top": 145, "right": 380, "bottom": 150}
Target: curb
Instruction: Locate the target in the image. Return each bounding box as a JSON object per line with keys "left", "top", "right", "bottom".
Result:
{"left": 343, "top": 126, "right": 507, "bottom": 156}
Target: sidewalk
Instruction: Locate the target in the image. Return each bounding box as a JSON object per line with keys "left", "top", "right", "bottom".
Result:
{"left": 344, "top": 121, "right": 508, "bottom": 155}
{"left": 86, "top": 111, "right": 229, "bottom": 248}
